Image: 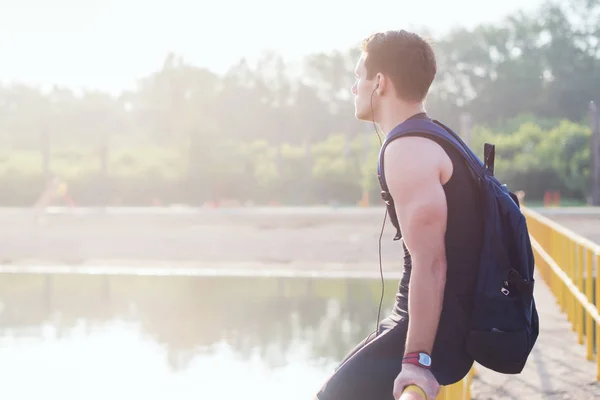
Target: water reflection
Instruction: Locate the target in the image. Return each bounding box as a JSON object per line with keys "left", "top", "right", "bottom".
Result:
{"left": 0, "top": 273, "right": 396, "bottom": 399}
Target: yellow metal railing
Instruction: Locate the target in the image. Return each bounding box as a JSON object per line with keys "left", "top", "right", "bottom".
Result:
{"left": 522, "top": 207, "right": 600, "bottom": 380}
{"left": 436, "top": 367, "right": 474, "bottom": 399}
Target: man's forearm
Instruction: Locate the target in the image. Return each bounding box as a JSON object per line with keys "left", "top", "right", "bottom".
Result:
{"left": 404, "top": 255, "right": 447, "bottom": 355}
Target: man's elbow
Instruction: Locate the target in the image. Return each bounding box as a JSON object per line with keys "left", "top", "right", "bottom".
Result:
{"left": 414, "top": 251, "right": 447, "bottom": 287}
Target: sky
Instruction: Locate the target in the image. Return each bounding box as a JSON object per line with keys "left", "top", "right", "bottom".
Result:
{"left": 0, "top": 0, "right": 546, "bottom": 95}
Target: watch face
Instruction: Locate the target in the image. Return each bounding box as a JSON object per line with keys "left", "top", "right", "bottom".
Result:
{"left": 418, "top": 353, "right": 432, "bottom": 367}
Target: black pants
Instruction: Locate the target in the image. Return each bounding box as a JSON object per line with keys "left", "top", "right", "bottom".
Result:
{"left": 315, "top": 317, "right": 408, "bottom": 400}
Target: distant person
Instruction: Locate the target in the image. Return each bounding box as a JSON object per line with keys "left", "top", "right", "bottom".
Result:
{"left": 315, "top": 30, "right": 485, "bottom": 399}
{"left": 33, "top": 174, "right": 73, "bottom": 222}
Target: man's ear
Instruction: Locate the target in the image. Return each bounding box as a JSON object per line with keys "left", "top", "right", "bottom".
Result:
{"left": 376, "top": 73, "right": 386, "bottom": 95}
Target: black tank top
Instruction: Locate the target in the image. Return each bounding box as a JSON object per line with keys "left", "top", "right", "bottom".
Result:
{"left": 388, "top": 113, "right": 484, "bottom": 383}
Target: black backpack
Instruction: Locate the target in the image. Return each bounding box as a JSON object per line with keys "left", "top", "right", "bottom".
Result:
{"left": 377, "top": 117, "right": 539, "bottom": 374}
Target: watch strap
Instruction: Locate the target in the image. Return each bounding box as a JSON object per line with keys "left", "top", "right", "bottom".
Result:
{"left": 403, "top": 352, "right": 432, "bottom": 369}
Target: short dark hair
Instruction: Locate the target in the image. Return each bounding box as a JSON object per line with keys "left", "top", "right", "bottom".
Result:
{"left": 361, "top": 30, "right": 437, "bottom": 102}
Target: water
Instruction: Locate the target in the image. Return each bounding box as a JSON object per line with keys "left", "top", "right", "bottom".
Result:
{"left": 0, "top": 273, "right": 397, "bottom": 400}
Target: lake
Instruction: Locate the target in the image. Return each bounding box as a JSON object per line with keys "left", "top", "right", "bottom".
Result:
{"left": 0, "top": 273, "right": 398, "bottom": 400}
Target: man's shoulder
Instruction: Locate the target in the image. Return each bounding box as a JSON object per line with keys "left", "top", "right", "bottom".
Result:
{"left": 383, "top": 134, "right": 451, "bottom": 180}
{"left": 384, "top": 134, "right": 445, "bottom": 159}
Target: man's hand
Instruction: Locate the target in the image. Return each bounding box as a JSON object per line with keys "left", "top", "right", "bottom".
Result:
{"left": 392, "top": 364, "right": 440, "bottom": 400}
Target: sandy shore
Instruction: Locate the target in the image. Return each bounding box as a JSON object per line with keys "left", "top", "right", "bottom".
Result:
{"left": 543, "top": 214, "right": 600, "bottom": 244}
{"left": 0, "top": 206, "right": 598, "bottom": 269}
{"left": 0, "top": 207, "right": 407, "bottom": 270}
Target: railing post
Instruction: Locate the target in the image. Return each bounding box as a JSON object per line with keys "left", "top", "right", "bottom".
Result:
{"left": 590, "top": 101, "right": 600, "bottom": 205}
{"left": 577, "top": 244, "right": 584, "bottom": 345}
{"left": 596, "top": 252, "right": 600, "bottom": 380}
{"left": 597, "top": 320, "right": 600, "bottom": 381}
{"left": 586, "top": 248, "right": 594, "bottom": 360}
{"left": 559, "top": 235, "right": 566, "bottom": 312}
{"left": 569, "top": 240, "right": 574, "bottom": 329}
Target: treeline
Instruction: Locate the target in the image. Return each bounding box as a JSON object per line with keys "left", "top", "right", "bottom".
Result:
{"left": 0, "top": 0, "right": 598, "bottom": 205}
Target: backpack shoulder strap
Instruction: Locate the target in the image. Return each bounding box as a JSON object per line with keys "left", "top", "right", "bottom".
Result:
{"left": 378, "top": 119, "right": 504, "bottom": 184}
{"left": 377, "top": 118, "right": 492, "bottom": 241}
{"left": 377, "top": 119, "right": 486, "bottom": 192}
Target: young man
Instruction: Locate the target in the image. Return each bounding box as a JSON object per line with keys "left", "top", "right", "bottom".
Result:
{"left": 315, "top": 30, "right": 483, "bottom": 400}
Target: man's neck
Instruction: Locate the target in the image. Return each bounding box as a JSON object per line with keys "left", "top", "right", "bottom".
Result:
{"left": 377, "top": 101, "right": 426, "bottom": 135}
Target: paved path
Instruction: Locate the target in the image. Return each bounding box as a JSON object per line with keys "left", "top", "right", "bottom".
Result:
{"left": 471, "top": 272, "right": 600, "bottom": 399}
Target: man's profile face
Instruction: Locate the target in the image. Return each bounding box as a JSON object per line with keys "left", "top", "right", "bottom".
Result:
{"left": 351, "top": 55, "right": 377, "bottom": 122}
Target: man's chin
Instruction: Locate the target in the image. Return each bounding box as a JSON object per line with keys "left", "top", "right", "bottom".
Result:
{"left": 354, "top": 109, "right": 371, "bottom": 121}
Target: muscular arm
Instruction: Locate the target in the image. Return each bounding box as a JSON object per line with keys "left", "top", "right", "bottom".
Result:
{"left": 383, "top": 137, "right": 449, "bottom": 355}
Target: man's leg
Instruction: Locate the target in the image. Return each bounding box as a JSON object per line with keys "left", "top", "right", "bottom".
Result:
{"left": 315, "top": 318, "right": 407, "bottom": 400}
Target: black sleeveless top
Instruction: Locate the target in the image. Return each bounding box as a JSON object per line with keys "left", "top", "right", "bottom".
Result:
{"left": 388, "top": 113, "right": 484, "bottom": 384}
